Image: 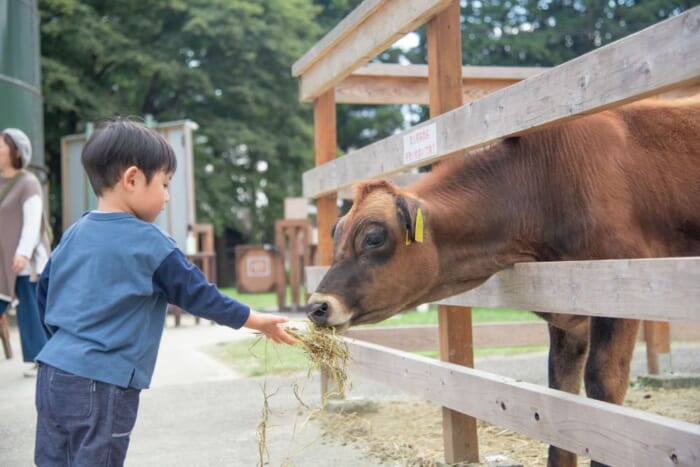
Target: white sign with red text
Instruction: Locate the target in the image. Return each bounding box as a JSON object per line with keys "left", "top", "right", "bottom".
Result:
{"left": 403, "top": 123, "right": 437, "bottom": 165}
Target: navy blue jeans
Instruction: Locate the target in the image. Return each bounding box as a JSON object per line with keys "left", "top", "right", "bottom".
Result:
{"left": 35, "top": 364, "right": 140, "bottom": 467}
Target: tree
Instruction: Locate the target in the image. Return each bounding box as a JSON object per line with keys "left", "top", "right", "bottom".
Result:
{"left": 40, "top": 0, "right": 322, "bottom": 239}
{"left": 401, "top": 0, "right": 698, "bottom": 123}
{"left": 456, "top": 0, "right": 700, "bottom": 67}
{"left": 313, "top": 0, "right": 408, "bottom": 154}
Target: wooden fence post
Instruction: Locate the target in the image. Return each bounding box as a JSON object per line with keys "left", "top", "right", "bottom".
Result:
{"left": 428, "top": 1, "right": 479, "bottom": 464}
{"left": 644, "top": 321, "right": 672, "bottom": 374}
{"left": 314, "top": 89, "right": 340, "bottom": 399}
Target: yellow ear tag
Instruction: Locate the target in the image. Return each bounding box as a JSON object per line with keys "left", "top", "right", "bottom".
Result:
{"left": 405, "top": 229, "right": 411, "bottom": 245}
{"left": 414, "top": 208, "right": 424, "bottom": 243}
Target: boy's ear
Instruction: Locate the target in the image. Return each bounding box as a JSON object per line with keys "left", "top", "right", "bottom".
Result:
{"left": 122, "top": 166, "right": 140, "bottom": 190}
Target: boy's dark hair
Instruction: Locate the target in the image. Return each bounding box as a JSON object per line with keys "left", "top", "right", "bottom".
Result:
{"left": 81, "top": 118, "right": 177, "bottom": 196}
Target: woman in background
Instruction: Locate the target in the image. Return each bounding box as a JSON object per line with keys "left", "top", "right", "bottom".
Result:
{"left": 0, "top": 128, "right": 50, "bottom": 376}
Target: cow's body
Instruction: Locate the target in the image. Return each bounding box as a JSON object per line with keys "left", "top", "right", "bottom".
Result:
{"left": 307, "top": 98, "right": 700, "bottom": 467}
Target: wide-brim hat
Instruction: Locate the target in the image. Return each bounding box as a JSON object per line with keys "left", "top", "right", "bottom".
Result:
{"left": 2, "top": 128, "right": 32, "bottom": 168}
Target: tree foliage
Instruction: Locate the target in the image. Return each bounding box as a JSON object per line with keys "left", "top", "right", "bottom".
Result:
{"left": 403, "top": 0, "right": 698, "bottom": 122}
{"left": 457, "top": 0, "right": 699, "bottom": 66}
{"left": 40, "top": 0, "right": 323, "bottom": 239}
{"left": 39, "top": 0, "right": 698, "bottom": 242}
{"left": 313, "top": 0, "right": 408, "bottom": 154}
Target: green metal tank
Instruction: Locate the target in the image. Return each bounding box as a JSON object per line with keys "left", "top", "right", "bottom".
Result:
{"left": 0, "top": 0, "right": 43, "bottom": 166}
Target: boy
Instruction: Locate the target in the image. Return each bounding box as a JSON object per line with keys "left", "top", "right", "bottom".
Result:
{"left": 34, "top": 119, "right": 295, "bottom": 466}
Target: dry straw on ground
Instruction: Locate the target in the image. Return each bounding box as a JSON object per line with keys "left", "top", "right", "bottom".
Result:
{"left": 256, "top": 378, "right": 274, "bottom": 466}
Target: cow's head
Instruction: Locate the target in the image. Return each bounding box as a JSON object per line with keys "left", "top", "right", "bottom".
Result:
{"left": 307, "top": 179, "right": 441, "bottom": 331}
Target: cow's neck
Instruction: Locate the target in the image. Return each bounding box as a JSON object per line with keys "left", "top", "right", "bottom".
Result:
{"left": 410, "top": 144, "right": 541, "bottom": 298}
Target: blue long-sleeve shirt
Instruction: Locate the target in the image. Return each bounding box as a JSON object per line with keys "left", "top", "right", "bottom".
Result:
{"left": 36, "top": 212, "right": 251, "bottom": 389}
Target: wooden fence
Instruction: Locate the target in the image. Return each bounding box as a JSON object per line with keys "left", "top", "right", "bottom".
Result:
{"left": 328, "top": 321, "right": 700, "bottom": 353}
{"left": 293, "top": 1, "right": 700, "bottom": 465}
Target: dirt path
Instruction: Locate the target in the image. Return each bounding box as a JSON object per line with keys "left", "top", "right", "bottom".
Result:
{"left": 315, "top": 385, "right": 700, "bottom": 466}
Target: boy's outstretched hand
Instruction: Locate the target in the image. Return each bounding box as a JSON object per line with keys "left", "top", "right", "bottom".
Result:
{"left": 244, "top": 310, "right": 296, "bottom": 345}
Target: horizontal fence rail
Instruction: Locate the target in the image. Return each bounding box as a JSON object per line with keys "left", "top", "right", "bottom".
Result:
{"left": 306, "top": 257, "right": 700, "bottom": 322}
{"left": 292, "top": 0, "right": 454, "bottom": 101}
{"left": 302, "top": 7, "right": 700, "bottom": 199}
{"left": 343, "top": 338, "right": 700, "bottom": 467}
{"left": 335, "top": 63, "right": 545, "bottom": 105}
{"left": 297, "top": 3, "right": 700, "bottom": 465}
{"left": 345, "top": 323, "right": 548, "bottom": 350}
{"left": 343, "top": 322, "right": 700, "bottom": 351}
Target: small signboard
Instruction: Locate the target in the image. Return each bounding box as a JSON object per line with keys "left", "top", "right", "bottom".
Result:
{"left": 403, "top": 123, "right": 437, "bottom": 165}
{"left": 245, "top": 255, "right": 271, "bottom": 278}
{"left": 235, "top": 245, "right": 276, "bottom": 293}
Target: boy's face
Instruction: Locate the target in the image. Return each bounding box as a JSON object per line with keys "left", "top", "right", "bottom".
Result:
{"left": 131, "top": 170, "right": 173, "bottom": 223}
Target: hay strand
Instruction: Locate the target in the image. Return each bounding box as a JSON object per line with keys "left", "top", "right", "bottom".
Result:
{"left": 252, "top": 322, "right": 351, "bottom": 466}
{"left": 256, "top": 378, "right": 271, "bottom": 467}
{"left": 284, "top": 324, "right": 351, "bottom": 400}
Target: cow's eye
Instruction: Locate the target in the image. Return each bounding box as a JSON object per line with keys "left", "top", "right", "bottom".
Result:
{"left": 363, "top": 230, "right": 385, "bottom": 249}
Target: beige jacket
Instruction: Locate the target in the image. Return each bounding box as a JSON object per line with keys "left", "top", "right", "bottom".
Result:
{"left": 0, "top": 171, "right": 51, "bottom": 303}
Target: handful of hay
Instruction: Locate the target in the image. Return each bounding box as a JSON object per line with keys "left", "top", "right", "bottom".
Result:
{"left": 285, "top": 323, "right": 350, "bottom": 399}
{"left": 254, "top": 322, "right": 351, "bottom": 466}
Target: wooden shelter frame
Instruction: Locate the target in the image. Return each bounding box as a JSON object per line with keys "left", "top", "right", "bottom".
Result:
{"left": 293, "top": 1, "right": 700, "bottom": 465}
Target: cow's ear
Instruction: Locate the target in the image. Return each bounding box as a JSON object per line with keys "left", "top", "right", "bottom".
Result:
{"left": 396, "top": 195, "right": 424, "bottom": 245}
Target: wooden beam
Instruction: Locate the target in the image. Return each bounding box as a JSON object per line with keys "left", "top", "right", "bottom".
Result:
{"left": 314, "top": 89, "right": 339, "bottom": 398}
{"left": 668, "top": 321, "right": 700, "bottom": 341}
{"left": 291, "top": 0, "right": 384, "bottom": 77}
{"left": 336, "top": 73, "right": 431, "bottom": 105}
{"left": 313, "top": 90, "right": 338, "bottom": 266}
{"left": 292, "top": 0, "right": 454, "bottom": 101}
{"left": 305, "top": 257, "right": 700, "bottom": 322}
{"left": 438, "top": 305, "right": 478, "bottom": 463}
{"left": 346, "top": 63, "right": 544, "bottom": 80}
{"left": 302, "top": 7, "right": 700, "bottom": 199}
{"left": 427, "top": 3, "right": 463, "bottom": 118}
{"left": 335, "top": 64, "right": 545, "bottom": 104}
{"left": 344, "top": 322, "right": 549, "bottom": 351}
{"left": 426, "top": 2, "right": 478, "bottom": 464}
{"left": 274, "top": 221, "right": 286, "bottom": 309}
{"left": 644, "top": 321, "right": 672, "bottom": 374}
{"left": 342, "top": 322, "right": 700, "bottom": 351}
{"left": 436, "top": 257, "right": 700, "bottom": 322}
{"left": 343, "top": 338, "right": 700, "bottom": 467}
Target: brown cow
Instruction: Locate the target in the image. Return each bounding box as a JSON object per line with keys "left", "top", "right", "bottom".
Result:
{"left": 307, "top": 98, "right": 700, "bottom": 467}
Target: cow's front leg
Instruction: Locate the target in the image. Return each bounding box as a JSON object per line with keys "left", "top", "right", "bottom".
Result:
{"left": 584, "top": 317, "right": 640, "bottom": 467}
{"left": 546, "top": 319, "right": 590, "bottom": 467}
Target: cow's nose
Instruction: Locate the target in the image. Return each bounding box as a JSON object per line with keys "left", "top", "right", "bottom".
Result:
{"left": 307, "top": 301, "right": 329, "bottom": 325}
